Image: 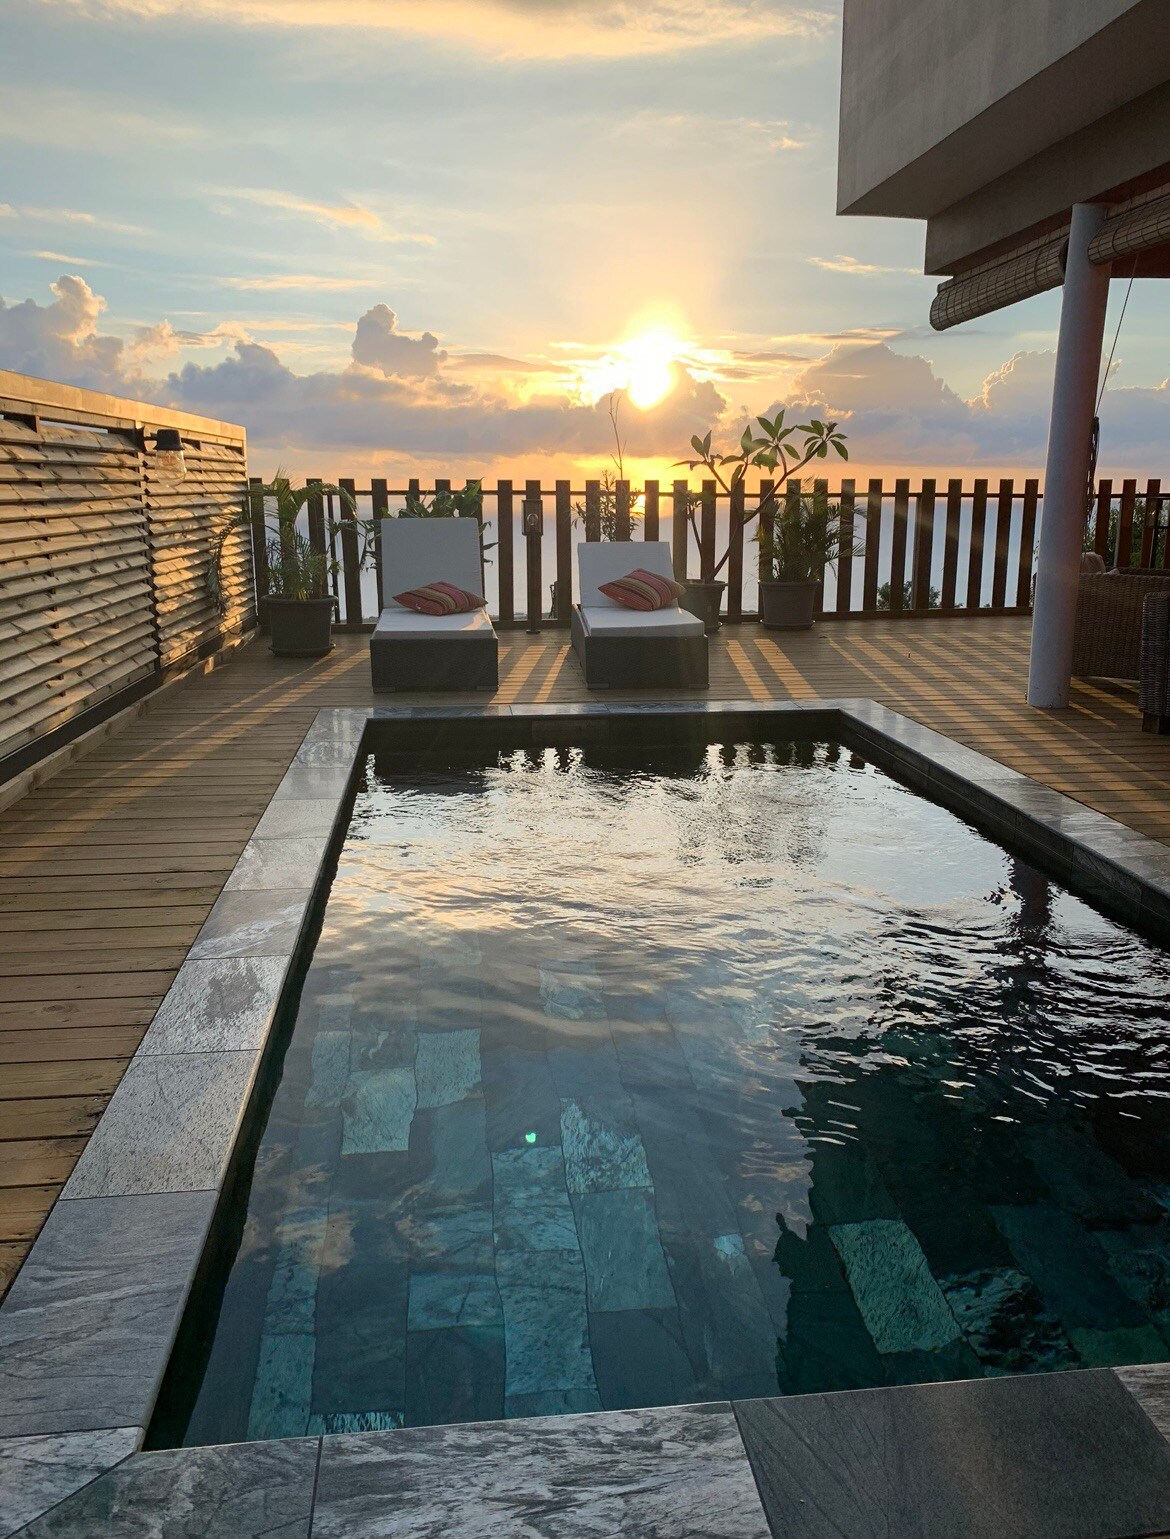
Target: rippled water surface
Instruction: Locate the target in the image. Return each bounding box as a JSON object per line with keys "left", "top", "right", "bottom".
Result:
{"left": 181, "top": 740, "right": 1170, "bottom": 1443}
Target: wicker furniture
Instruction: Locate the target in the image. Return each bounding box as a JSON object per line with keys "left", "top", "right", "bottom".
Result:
{"left": 572, "top": 542, "right": 708, "bottom": 690}
{"left": 1072, "top": 569, "right": 1170, "bottom": 681}
{"left": 1140, "top": 590, "right": 1170, "bottom": 732}
{"left": 370, "top": 519, "right": 498, "bottom": 692}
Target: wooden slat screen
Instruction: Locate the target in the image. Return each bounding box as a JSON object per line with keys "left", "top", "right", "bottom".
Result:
{"left": 146, "top": 437, "right": 251, "bottom": 668}
{"left": 0, "top": 369, "right": 250, "bottom": 774}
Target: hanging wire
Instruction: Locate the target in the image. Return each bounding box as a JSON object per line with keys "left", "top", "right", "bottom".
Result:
{"left": 1097, "top": 254, "right": 1139, "bottom": 412}
{"left": 1087, "top": 255, "right": 1139, "bottom": 527}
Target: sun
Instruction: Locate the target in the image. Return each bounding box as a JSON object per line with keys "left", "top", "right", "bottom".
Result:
{"left": 621, "top": 330, "right": 679, "bottom": 409}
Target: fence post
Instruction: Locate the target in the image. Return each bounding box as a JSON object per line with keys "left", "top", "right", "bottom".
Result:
{"left": 555, "top": 480, "right": 572, "bottom": 623}
{"left": 672, "top": 480, "right": 689, "bottom": 580}
{"left": 757, "top": 481, "right": 776, "bottom": 601}
{"left": 1118, "top": 478, "right": 1138, "bottom": 567}
{"left": 339, "top": 476, "right": 362, "bottom": 624}
{"left": 812, "top": 479, "right": 828, "bottom": 618}
{"left": 306, "top": 476, "right": 326, "bottom": 559}
{"left": 990, "top": 478, "right": 1014, "bottom": 609}
{"left": 940, "top": 479, "right": 963, "bottom": 610}
{"left": 727, "top": 478, "right": 745, "bottom": 622}
{"left": 1017, "top": 479, "right": 1040, "bottom": 607}
{"left": 497, "top": 480, "right": 514, "bottom": 624}
{"left": 700, "top": 481, "right": 717, "bottom": 583}
{"left": 644, "top": 480, "right": 660, "bottom": 543}
{"left": 525, "top": 478, "right": 543, "bottom": 630}
{"left": 1141, "top": 479, "right": 1162, "bottom": 567}
{"left": 583, "top": 479, "right": 601, "bottom": 542}
{"left": 370, "top": 477, "right": 388, "bottom": 611}
{"left": 889, "top": 479, "right": 910, "bottom": 613}
{"left": 837, "top": 479, "right": 856, "bottom": 615}
{"left": 912, "top": 479, "right": 937, "bottom": 612}
{"left": 966, "top": 478, "right": 989, "bottom": 609}
{"left": 248, "top": 475, "right": 269, "bottom": 632}
{"left": 862, "top": 480, "right": 883, "bottom": 612}
{"left": 615, "top": 479, "right": 631, "bottom": 541}
{"left": 1093, "top": 479, "right": 1113, "bottom": 561}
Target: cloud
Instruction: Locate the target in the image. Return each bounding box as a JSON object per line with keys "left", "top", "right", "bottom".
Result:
{"left": 42, "top": 0, "right": 833, "bottom": 60}
{"left": 14, "top": 206, "right": 147, "bottom": 237}
{"left": 450, "top": 353, "right": 567, "bottom": 375}
{"left": 26, "top": 249, "right": 121, "bottom": 268}
{"left": 128, "top": 318, "right": 252, "bottom": 363}
{"left": 221, "top": 274, "right": 381, "bottom": 292}
{"left": 0, "top": 275, "right": 128, "bottom": 389}
{"left": 351, "top": 304, "right": 446, "bottom": 379}
{"left": 808, "top": 255, "right": 922, "bottom": 277}
{"left": 0, "top": 205, "right": 14, "bottom": 219}
{"left": 5, "top": 275, "right": 1166, "bottom": 477}
{"left": 218, "top": 188, "right": 434, "bottom": 243}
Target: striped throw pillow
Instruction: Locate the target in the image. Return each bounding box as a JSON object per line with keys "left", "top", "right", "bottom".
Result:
{"left": 394, "top": 581, "right": 486, "bottom": 616}
{"left": 598, "top": 568, "right": 685, "bottom": 612}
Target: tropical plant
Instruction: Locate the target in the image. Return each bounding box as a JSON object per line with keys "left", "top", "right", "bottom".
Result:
{"left": 573, "top": 470, "right": 644, "bottom": 541}
{"left": 1082, "top": 497, "right": 1166, "bottom": 568}
{"left": 759, "top": 487, "right": 864, "bottom": 584}
{"left": 207, "top": 470, "right": 359, "bottom": 614}
{"left": 877, "top": 578, "right": 941, "bottom": 610}
{"left": 573, "top": 390, "right": 643, "bottom": 540}
{"left": 397, "top": 480, "right": 496, "bottom": 558}
{"left": 675, "top": 411, "right": 849, "bottom": 582}
{"left": 263, "top": 530, "right": 330, "bottom": 601}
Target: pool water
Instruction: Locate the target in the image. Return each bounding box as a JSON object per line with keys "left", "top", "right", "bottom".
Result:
{"left": 179, "top": 740, "right": 1170, "bottom": 1443}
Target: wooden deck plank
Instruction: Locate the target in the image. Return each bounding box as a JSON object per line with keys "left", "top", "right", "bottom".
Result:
{"left": 1, "top": 617, "right": 1170, "bottom": 1300}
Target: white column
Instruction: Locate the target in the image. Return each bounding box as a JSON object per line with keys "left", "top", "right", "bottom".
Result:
{"left": 1027, "top": 203, "right": 1112, "bottom": 708}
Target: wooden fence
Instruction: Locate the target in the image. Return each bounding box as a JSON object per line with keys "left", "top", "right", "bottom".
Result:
{"left": 0, "top": 370, "right": 252, "bottom": 779}
{"left": 300, "top": 473, "right": 1169, "bottom": 629}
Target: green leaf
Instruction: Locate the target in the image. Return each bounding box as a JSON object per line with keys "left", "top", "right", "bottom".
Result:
{"left": 691, "top": 435, "right": 704, "bottom": 455}
{"left": 836, "top": 443, "right": 850, "bottom": 460}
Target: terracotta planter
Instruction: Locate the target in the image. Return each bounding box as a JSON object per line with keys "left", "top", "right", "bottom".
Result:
{"left": 267, "top": 596, "right": 336, "bottom": 657}
{"left": 681, "top": 580, "right": 726, "bottom": 634}
{"left": 759, "top": 579, "right": 818, "bottom": 631}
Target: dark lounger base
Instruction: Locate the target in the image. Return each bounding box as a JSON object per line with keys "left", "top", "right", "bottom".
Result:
{"left": 571, "top": 608, "right": 709, "bottom": 690}
{"left": 370, "top": 633, "right": 499, "bottom": 692}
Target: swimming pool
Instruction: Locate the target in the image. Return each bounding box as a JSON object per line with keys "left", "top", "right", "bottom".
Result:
{"left": 173, "top": 736, "right": 1170, "bottom": 1443}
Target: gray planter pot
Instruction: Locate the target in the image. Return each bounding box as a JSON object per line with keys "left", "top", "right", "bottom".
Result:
{"left": 267, "top": 596, "right": 336, "bottom": 657}
{"left": 759, "top": 579, "right": 818, "bottom": 630}
{"left": 681, "top": 580, "right": 726, "bottom": 634}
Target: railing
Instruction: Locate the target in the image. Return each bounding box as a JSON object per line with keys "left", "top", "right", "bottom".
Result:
{"left": 0, "top": 370, "right": 252, "bottom": 781}
{"left": 295, "top": 473, "right": 1168, "bottom": 629}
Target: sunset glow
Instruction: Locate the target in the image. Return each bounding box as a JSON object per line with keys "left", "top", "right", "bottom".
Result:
{"left": 622, "top": 331, "right": 679, "bottom": 410}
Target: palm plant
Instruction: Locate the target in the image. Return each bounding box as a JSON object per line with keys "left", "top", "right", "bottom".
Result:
{"left": 208, "top": 470, "right": 359, "bottom": 614}
{"left": 761, "top": 488, "right": 863, "bottom": 583}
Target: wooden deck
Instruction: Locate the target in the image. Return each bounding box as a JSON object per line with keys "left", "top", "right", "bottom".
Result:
{"left": 3, "top": 614, "right": 1170, "bottom": 1298}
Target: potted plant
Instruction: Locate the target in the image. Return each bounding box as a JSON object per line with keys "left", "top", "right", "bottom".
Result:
{"left": 210, "top": 472, "right": 359, "bottom": 658}
{"left": 674, "top": 412, "right": 850, "bottom": 631}
{"left": 400, "top": 480, "right": 491, "bottom": 542}
{"left": 757, "top": 484, "right": 862, "bottom": 630}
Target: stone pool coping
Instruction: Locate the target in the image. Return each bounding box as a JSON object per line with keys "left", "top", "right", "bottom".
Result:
{"left": 5, "top": 696, "right": 1170, "bottom": 1533}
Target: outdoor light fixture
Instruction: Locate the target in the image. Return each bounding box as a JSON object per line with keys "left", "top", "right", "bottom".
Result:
{"left": 154, "top": 428, "right": 186, "bottom": 483}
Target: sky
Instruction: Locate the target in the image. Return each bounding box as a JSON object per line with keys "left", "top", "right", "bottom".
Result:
{"left": 2, "top": 0, "right": 1169, "bottom": 486}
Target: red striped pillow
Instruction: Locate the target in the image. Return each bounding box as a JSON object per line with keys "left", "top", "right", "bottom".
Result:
{"left": 394, "top": 582, "right": 486, "bottom": 616}
{"left": 598, "top": 568, "right": 685, "bottom": 612}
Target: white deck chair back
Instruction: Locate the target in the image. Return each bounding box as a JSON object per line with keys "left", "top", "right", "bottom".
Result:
{"left": 379, "top": 517, "right": 483, "bottom": 608}
{"left": 576, "top": 541, "right": 677, "bottom": 608}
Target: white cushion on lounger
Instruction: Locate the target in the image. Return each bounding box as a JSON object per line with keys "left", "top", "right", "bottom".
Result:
{"left": 579, "top": 605, "right": 703, "bottom": 639}
{"left": 576, "top": 541, "right": 678, "bottom": 608}
{"left": 379, "top": 517, "right": 485, "bottom": 608}
{"left": 372, "top": 606, "right": 494, "bottom": 639}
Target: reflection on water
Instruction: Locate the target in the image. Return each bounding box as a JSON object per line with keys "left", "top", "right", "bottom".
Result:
{"left": 181, "top": 741, "right": 1170, "bottom": 1443}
